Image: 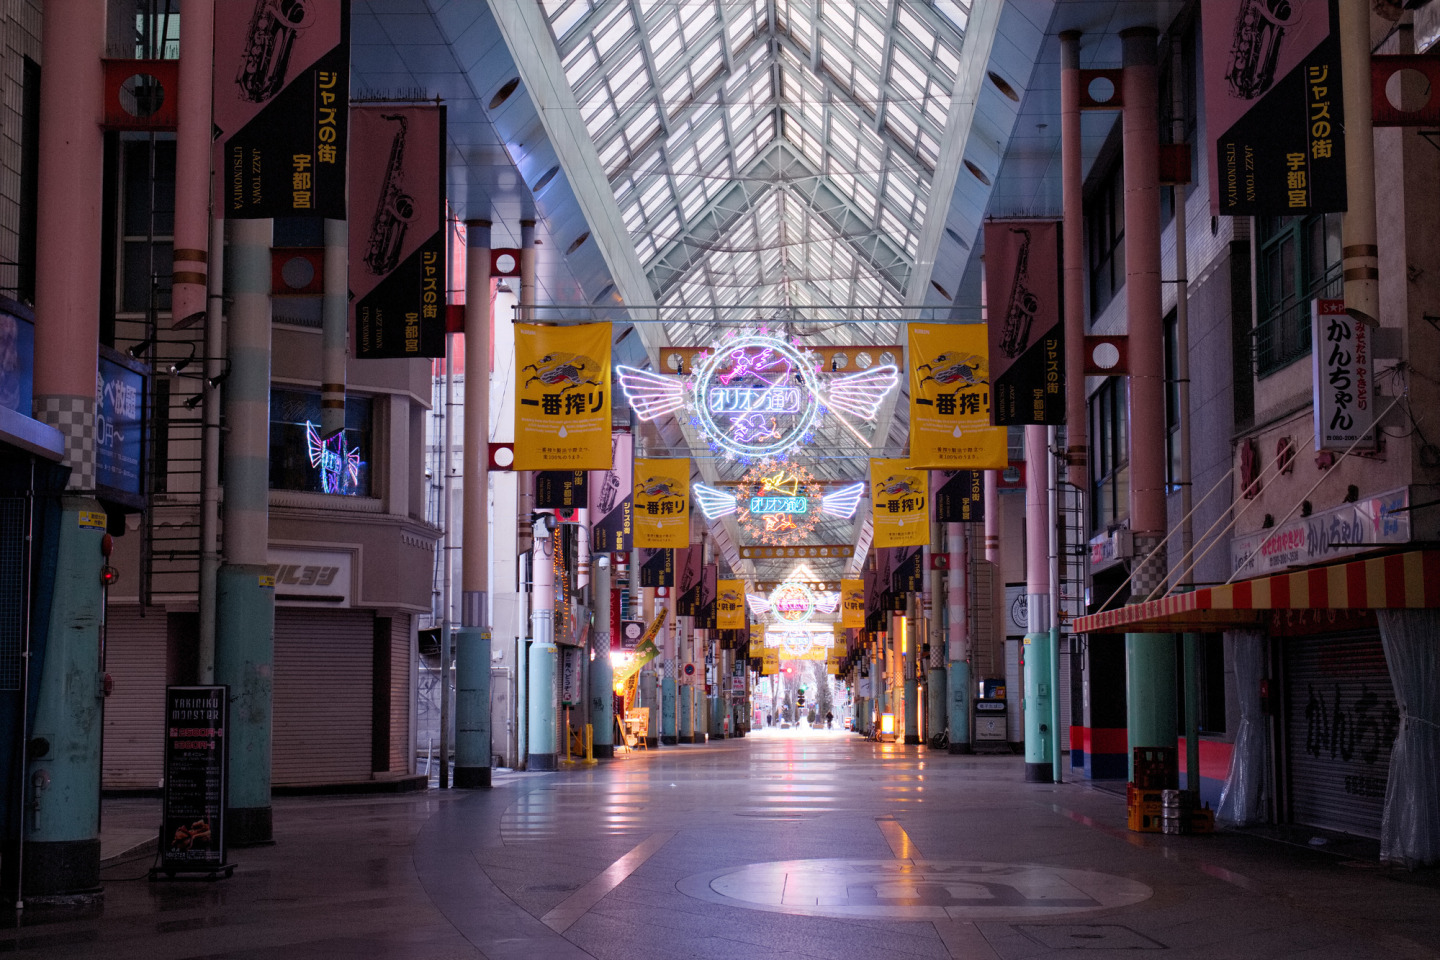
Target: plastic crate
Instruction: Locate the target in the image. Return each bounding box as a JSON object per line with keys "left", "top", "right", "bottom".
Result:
{"left": 1128, "top": 800, "right": 1163, "bottom": 833}
{"left": 1133, "top": 746, "right": 1178, "bottom": 789}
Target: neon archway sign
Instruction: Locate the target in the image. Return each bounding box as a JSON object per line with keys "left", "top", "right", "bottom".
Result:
{"left": 616, "top": 329, "right": 901, "bottom": 461}
{"left": 768, "top": 580, "right": 817, "bottom": 624}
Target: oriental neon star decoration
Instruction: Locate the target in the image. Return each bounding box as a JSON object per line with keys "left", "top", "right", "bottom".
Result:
{"left": 616, "top": 329, "right": 900, "bottom": 461}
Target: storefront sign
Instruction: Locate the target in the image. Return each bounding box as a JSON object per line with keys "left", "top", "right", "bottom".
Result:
{"left": 1231, "top": 487, "right": 1411, "bottom": 576}
{"left": 0, "top": 298, "right": 34, "bottom": 416}
{"left": 984, "top": 221, "right": 1064, "bottom": 424}
{"left": 1088, "top": 528, "right": 1132, "bottom": 571}
{"left": 1202, "top": 0, "right": 1345, "bottom": 216}
{"left": 159, "top": 686, "right": 228, "bottom": 874}
{"left": 267, "top": 547, "right": 352, "bottom": 605}
{"left": 96, "top": 347, "right": 146, "bottom": 505}
{"left": 213, "top": 0, "right": 348, "bottom": 219}
{"left": 1311, "top": 299, "right": 1375, "bottom": 451}
{"left": 560, "top": 646, "right": 584, "bottom": 706}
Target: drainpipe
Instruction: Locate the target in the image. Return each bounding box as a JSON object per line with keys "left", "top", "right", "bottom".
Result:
{"left": 1061, "top": 31, "right": 1089, "bottom": 490}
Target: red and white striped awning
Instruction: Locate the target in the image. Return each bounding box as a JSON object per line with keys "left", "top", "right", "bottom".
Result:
{"left": 1073, "top": 550, "right": 1440, "bottom": 634}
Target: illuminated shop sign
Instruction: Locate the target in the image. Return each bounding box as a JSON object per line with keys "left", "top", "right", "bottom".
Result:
{"left": 306, "top": 421, "right": 361, "bottom": 494}
{"left": 616, "top": 329, "right": 899, "bottom": 461}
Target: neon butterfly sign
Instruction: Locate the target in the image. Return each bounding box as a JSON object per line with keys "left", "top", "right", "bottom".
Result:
{"left": 306, "top": 421, "right": 361, "bottom": 495}
{"left": 616, "top": 329, "right": 900, "bottom": 461}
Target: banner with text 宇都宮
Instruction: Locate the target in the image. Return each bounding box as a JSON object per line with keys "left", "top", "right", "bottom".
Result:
{"left": 633, "top": 458, "right": 690, "bottom": 547}
{"left": 841, "top": 579, "right": 865, "bottom": 629}
{"left": 717, "top": 579, "right": 745, "bottom": 630}
{"left": 908, "top": 323, "right": 1008, "bottom": 469}
{"left": 514, "top": 323, "right": 612, "bottom": 470}
{"left": 870, "top": 459, "right": 929, "bottom": 548}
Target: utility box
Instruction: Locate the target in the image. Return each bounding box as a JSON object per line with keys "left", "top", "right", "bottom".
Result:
{"left": 974, "top": 698, "right": 1007, "bottom": 742}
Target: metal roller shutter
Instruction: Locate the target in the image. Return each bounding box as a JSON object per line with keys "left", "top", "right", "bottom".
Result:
{"left": 274, "top": 608, "right": 373, "bottom": 785}
{"left": 389, "top": 614, "right": 412, "bottom": 774}
{"left": 101, "top": 606, "right": 167, "bottom": 790}
{"left": 1283, "top": 630, "right": 1395, "bottom": 838}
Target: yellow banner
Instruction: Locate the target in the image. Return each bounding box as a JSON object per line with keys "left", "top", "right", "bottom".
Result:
{"left": 761, "top": 648, "right": 778, "bottom": 675}
{"left": 794, "top": 646, "right": 828, "bottom": 661}
{"left": 832, "top": 624, "right": 847, "bottom": 652}
{"left": 827, "top": 646, "right": 842, "bottom": 674}
{"left": 717, "top": 579, "right": 745, "bottom": 630}
{"left": 907, "top": 322, "right": 1008, "bottom": 469}
{"left": 514, "top": 322, "right": 613, "bottom": 470}
{"left": 633, "top": 458, "right": 690, "bottom": 547}
{"left": 871, "top": 459, "right": 929, "bottom": 547}
{"left": 751, "top": 623, "right": 765, "bottom": 647}
{"left": 841, "top": 578, "right": 865, "bottom": 629}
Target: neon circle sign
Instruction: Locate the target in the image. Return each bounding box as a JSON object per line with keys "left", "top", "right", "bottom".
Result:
{"left": 691, "top": 333, "right": 824, "bottom": 460}
{"left": 768, "top": 580, "right": 817, "bottom": 624}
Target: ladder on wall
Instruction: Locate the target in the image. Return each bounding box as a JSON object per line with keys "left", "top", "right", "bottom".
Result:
{"left": 141, "top": 326, "right": 207, "bottom": 609}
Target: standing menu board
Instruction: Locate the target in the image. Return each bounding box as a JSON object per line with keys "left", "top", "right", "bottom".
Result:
{"left": 155, "top": 686, "right": 232, "bottom": 879}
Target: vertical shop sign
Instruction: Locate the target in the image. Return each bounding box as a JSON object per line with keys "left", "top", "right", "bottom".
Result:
{"left": 159, "top": 686, "right": 228, "bottom": 874}
{"left": 870, "top": 459, "right": 930, "bottom": 548}
{"left": 96, "top": 347, "right": 146, "bottom": 504}
{"left": 515, "top": 323, "right": 613, "bottom": 470}
{"left": 841, "top": 578, "right": 865, "bottom": 629}
{"left": 633, "top": 458, "right": 690, "bottom": 547}
{"left": 536, "top": 471, "right": 587, "bottom": 509}
{"left": 1203, "top": 0, "right": 1345, "bottom": 216}
{"left": 1312, "top": 299, "right": 1376, "bottom": 450}
{"left": 351, "top": 104, "right": 446, "bottom": 359}
{"left": 676, "top": 545, "right": 704, "bottom": 616}
{"left": 984, "top": 221, "right": 1063, "bottom": 424}
{"left": 639, "top": 548, "right": 675, "bottom": 588}
{"left": 716, "top": 579, "right": 745, "bottom": 630}
{"left": 213, "top": 0, "right": 348, "bottom": 219}
{"left": 588, "top": 433, "right": 632, "bottom": 552}
{"left": 908, "top": 323, "right": 1008, "bottom": 469}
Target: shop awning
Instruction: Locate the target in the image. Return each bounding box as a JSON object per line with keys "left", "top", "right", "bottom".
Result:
{"left": 1073, "top": 550, "right": 1440, "bottom": 634}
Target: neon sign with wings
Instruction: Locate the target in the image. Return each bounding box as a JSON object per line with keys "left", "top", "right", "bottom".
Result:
{"left": 691, "top": 461, "right": 866, "bottom": 547}
{"left": 616, "top": 330, "right": 900, "bottom": 460}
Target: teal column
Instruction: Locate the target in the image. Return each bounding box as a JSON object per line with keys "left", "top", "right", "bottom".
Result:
{"left": 1050, "top": 628, "right": 1063, "bottom": 783}
{"left": 661, "top": 671, "right": 678, "bottom": 745}
{"left": 948, "top": 660, "right": 971, "bottom": 752}
{"left": 903, "top": 602, "right": 920, "bottom": 744}
{"left": 453, "top": 627, "right": 492, "bottom": 785}
{"left": 1183, "top": 632, "right": 1201, "bottom": 793}
{"left": 24, "top": 499, "right": 105, "bottom": 896}
{"left": 1023, "top": 632, "right": 1054, "bottom": 782}
{"left": 528, "top": 638, "right": 558, "bottom": 769}
{"left": 590, "top": 557, "right": 614, "bottom": 759}
{"left": 217, "top": 216, "right": 275, "bottom": 846}
{"left": 1126, "top": 633, "right": 1179, "bottom": 781}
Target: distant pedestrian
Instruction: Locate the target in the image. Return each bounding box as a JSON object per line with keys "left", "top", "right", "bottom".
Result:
{"left": 825, "top": 711, "right": 833, "bottom": 729}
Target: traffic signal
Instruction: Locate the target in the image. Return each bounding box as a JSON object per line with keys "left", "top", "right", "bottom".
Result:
{"left": 797, "top": 688, "right": 806, "bottom": 708}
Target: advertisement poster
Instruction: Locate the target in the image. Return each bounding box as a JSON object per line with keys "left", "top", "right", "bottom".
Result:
{"left": 870, "top": 459, "right": 930, "bottom": 548}
{"left": 96, "top": 347, "right": 146, "bottom": 505}
{"left": 639, "top": 548, "right": 675, "bottom": 588}
{"left": 908, "top": 323, "right": 1008, "bottom": 469}
{"left": 984, "top": 221, "right": 1063, "bottom": 424}
{"left": 633, "top": 458, "right": 690, "bottom": 547}
{"left": 588, "top": 432, "right": 632, "bottom": 552}
{"left": 213, "top": 0, "right": 348, "bottom": 219}
{"left": 716, "top": 579, "right": 745, "bottom": 630}
{"left": 1311, "top": 299, "right": 1376, "bottom": 451}
{"left": 160, "top": 686, "right": 227, "bottom": 873}
{"left": 515, "top": 323, "right": 613, "bottom": 470}
{"left": 352, "top": 104, "right": 446, "bottom": 359}
{"left": 840, "top": 578, "right": 865, "bottom": 629}
{"left": 1202, "top": 0, "right": 1345, "bottom": 216}
{"left": 0, "top": 298, "right": 34, "bottom": 415}
{"left": 933, "top": 469, "right": 984, "bottom": 523}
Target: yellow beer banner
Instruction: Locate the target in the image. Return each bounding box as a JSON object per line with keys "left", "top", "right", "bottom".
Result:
{"left": 870, "top": 459, "right": 930, "bottom": 548}
{"left": 633, "top": 458, "right": 690, "bottom": 548}
{"left": 841, "top": 578, "right": 865, "bottom": 629}
{"left": 832, "top": 624, "right": 847, "bottom": 652}
{"left": 716, "top": 579, "right": 745, "bottom": 630}
{"left": 795, "top": 646, "right": 828, "bottom": 661}
{"left": 907, "top": 322, "right": 1008, "bottom": 470}
{"left": 514, "top": 322, "right": 613, "bottom": 470}
{"left": 761, "top": 648, "right": 779, "bottom": 675}
{"left": 827, "top": 647, "right": 842, "bottom": 675}
{"left": 751, "top": 623, "right": 765, "bottom": 647}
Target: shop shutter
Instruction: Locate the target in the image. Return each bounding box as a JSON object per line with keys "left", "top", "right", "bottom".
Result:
{"left": 389, "top": 613, "right": 412, "bottom": 774}
{"left": 1283, "top": 630, "right": 1395, "bottom": 839}
{"left": 273, "top": 608, "right": 373, "bottom": 785}
{"left": 1059, "top": 641, "right": 1072, "bottom": 752}
{"left": 101, "top": 606, "right": 167, "bottom": 790}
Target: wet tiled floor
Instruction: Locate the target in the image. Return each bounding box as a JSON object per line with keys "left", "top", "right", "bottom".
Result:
{"left": 6, "top": 728, "right": 1438, "bottom": 958}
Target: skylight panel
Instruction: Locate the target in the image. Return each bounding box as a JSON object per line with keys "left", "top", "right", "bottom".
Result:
{"left": 563, "top": 46, "right": 599, "bottom": 87}
{"left": 932, "top": 0, "right": 969, "bottom": 34}
{"left": 543, "top": 0, "right": 595, "bottom": 43}
{"left": 728, "top": 0, "right": 766, "bottom": 53}
{"left": 679, "top": 1, "right": 717, "bottom": 44}
{"left": 594, "top": 5, "right": 636, "bottom": 59}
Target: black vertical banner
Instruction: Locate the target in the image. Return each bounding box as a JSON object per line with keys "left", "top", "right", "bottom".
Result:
{"left": 985, "top": 221, "right": 1064, "bottom": 425}
{"left": 159, "top": 686, "right": 228, "bottom": 875}
{"left": 536, "top": 471, "right": 588, "bottom": 509}
{"left": 933, "top": 469, "right": 985, "bottom": 522}
{"left": 352, "top": 104, "right": 447, "bottom": 359}
{"left": 213, "top": 0, "right": 349, "bottom": 219}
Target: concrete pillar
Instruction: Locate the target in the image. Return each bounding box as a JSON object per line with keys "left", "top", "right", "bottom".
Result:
{"left": 454, "top": 220, "right": 493, "bottom": 787}
{"left": 528, "top": 516, "right": 558, "bottom": 770}
{"left": 661, "top": 604, "right": 678, "bottom": 745}
{"left": 947, "top": 521, "right": 972, "bottom": 752}
{"left": 926, "top": 531, "right": 947, "bottom": 748}
{"left": 1024, "top": 426, "right": 1055, "bottom": 781}
{"left": 903, "top": 595, "right": 920, "bottom": 744}
{"left": 590, "top": 555, "right": 615, "bottom": 759}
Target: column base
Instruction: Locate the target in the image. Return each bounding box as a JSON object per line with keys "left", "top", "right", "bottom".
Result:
{"left": 947, "top": 742, "right": 973, "bottom": 755}
{"left": 454, "top": 765, "right": 492, "bottom": 788}
{"left": 7, "top": 838, "right": 101, "bottom": 899}
{"left": 660, "top": 735, "right": 677, "bottom": 745}
{"left": 678, "top": 734, "right": 696, "bottom": 744}
{"left": 228, "top": 806, "right": 275, "bottom": 847}
{"left": 593, "top": 744, "right": 615, "bottom": 759}
{"left": 528, "top": 753, "right": 557, "bottom": 771}
{"left": 710, "top": 733, "right": 727, "bottom": 740}
{"left": 904, "top": 735, "right": 922, "bottom": 745}
{"left": 1025, "top": 763, "right": 1055, "bottom": 783}
{"left": 644, "top": 737, "right": 659, "bottom": 748}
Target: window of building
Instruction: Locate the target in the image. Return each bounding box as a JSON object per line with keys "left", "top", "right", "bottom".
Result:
{"left": 1254, "top": 212, "right": 1341, "bottom": 376}
{"left": 1176, "top": 633, "right": 1227, "bottom": 735}
{"left": 1158, "top": 20, "right": 1199, "bottom": 224}
{"left": 1089, "top": 377, "right": 1128, "bottom": 534}
{"left": 269, "top": 389, "right": 374, "bottom": 497}
{"left": 118, "top": 133, "right": 175, "bottom": 315}
{"left": 1164, "top": 309, "right": 1181, "bottom": 492}
{"left": 1086, "top": 161, "right": 1125, "bottom": 317}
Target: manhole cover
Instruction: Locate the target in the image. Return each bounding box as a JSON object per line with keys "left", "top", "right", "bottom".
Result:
{"left": 1016, "top": 923, "right": 1165, "bottom": 949}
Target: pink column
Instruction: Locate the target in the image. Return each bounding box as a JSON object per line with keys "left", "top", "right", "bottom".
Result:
{"left": 34, "top": 0, "right": 105, "bottom": 485}
{"left": 172, "top": 0, "right": 213, "bottom": 330}
{"left": 1024, "top": 426, "right": 1050, "bottom": 631}
{"left": 1060, "top": 31, "right": 1088, "bottom": 490}
{"left": 1121, "top": 27, "right": 1168, "bottom": 597}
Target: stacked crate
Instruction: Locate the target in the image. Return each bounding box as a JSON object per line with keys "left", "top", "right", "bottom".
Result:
{"left": 1127, "top": 747, "right": 1177, "bottom": 833}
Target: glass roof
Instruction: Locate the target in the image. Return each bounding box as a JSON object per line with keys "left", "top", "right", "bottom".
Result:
{"left": 537, "top": 0, "right": 976, "bottom": 579}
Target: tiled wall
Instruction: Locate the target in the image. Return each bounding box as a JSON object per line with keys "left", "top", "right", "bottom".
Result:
{"left": 0, "top": 2, "right": 41, "bottom": 300}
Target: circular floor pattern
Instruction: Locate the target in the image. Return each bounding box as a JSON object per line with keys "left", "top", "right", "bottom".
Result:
{"left": 676, "top": 858, "right": 1153, "bottom": 921}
